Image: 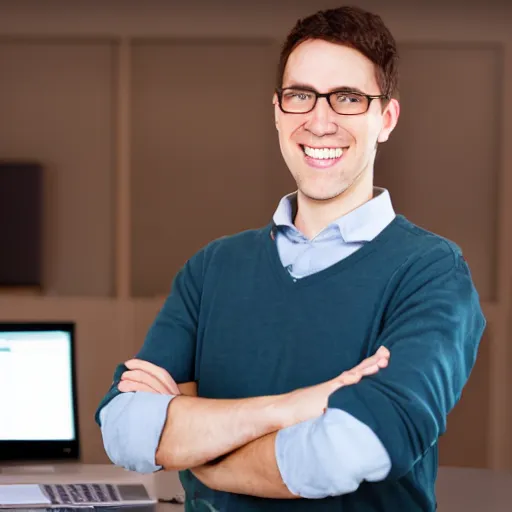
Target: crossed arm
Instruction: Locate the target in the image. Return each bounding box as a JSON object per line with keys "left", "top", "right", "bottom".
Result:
{"left": 115, "top": 348, "right": 390, "bottom": 497}
{"left": 192, "top": 431, "right": 288, "bottom": 498}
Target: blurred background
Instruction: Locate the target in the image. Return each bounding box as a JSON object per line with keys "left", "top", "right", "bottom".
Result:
{"left": 0, "top": 0, "right": 510, "bottom": 470}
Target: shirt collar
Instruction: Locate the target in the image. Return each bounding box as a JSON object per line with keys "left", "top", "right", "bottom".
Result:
{"left": 272, "top": 187, "right": 395, "bottom": 243}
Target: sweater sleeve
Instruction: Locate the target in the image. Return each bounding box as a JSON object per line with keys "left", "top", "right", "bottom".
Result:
{"left": 328, "top": 247, "right": 486, "bottom": 480}
{"left": 95, "top": 248, "right": 205, "bottom": 426}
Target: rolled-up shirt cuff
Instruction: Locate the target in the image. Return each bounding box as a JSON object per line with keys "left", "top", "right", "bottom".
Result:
{"left": 275, "top": 408, "right": 391, "bottom": 498}
{"left": 100, "top": 391, "right": 176, "bottom": 473}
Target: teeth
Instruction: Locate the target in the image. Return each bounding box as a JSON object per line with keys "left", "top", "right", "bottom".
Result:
{"left": 303, "top": 146, "right": 343, "bottom": 159}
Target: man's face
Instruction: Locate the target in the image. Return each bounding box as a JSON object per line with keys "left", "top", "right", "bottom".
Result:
{"left": 274, "top": 39, "right": 399, "bottom": 202}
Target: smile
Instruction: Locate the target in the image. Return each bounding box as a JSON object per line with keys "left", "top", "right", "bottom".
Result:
{"left": 299, "top": 144, "right": 348, "bottom": 169}
{"left": 302, "top": 145, "right": 344, "bottom": 160}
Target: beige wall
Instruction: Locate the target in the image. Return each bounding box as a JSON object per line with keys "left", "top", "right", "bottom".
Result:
{"left": 0, "top": 40, "right": 116, "bottom": 296}
{"left": 0, "top": 0, "right": 511, "bottom": 469}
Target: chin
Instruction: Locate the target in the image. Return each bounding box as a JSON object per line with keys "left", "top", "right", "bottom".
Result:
{"left": 298, "top": 185, "right": 350, "bottom": 202}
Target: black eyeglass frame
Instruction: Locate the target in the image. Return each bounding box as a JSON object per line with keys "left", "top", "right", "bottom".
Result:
{"left": 275, "top": 87, "right": 390, "bottom": 116}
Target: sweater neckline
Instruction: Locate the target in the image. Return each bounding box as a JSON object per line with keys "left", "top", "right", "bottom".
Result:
{"left": 263, "top": 215, "right": 403, "bottom": 289}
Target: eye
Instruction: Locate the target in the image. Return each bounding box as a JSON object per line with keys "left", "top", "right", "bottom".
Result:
{"left": 284, "top": 90, "right": 314, "bottom": 102}
{"left": 335, "top": 93, "right": 362, "bottom": 104}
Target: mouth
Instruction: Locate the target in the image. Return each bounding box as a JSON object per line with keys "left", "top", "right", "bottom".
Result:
{"left": 299, "top": 144, "right": 348, "bottom": 168}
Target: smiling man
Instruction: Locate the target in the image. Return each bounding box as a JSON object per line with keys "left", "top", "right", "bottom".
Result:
{"left": 96, "top": 6, "right": 485, "bottom": 512}
{"left": 274, "top": 40, "right": 394, "bottom": 230}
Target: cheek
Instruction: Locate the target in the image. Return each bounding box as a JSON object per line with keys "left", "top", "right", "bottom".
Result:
{"left": 278, "top": 121, "right": 303, "bottom": 149}
{"left": 348, "top": 120, "right": 381, "bottom": 150}
{"left": 365, "top": 116, "right": 385, "bottom": 142}
{"left": 276, "top": 131, "right": 297, "bottom": 165}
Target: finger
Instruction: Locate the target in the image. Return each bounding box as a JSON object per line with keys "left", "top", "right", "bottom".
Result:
{"left": 352, "top": 357, "right": 378, "bottom": 372}
{"left": 351, "top": 347, "right": 390, "bottom": 373}
{"left": 358, "top": 358, "right": 388, "bottom": 376}
{"left": 118, "top": 380, "right": 157, "bottom": 394}
{"left": 121, "top": 369, "right": 169, "bottom": 394}
{"left": 329, "top": 370, "right": 362, "bottom": 392}
{"left": 377, "top": 357, "right": 389, "bottom": 368}
{"left": 351, "top": 357, "right": 380, "bottom": 374}
{"left": 121, "top": 370, "right": 163, "bottom": 393}
{"left": 340, "top": 370, "right": 362, "bottom": 385}
{"left": 330, "top": 348, "right": 392, "bottom": 393}
{"left": 370, "top": 345, "right": 390, "bottom": 363}
{"left": 124, "top": 359, "right": 178, "bottom": 394}
{"left": 359, "top": 364, "right": 380, "bottom": 376}
{"left": 376, "top": 346, "right": 390, "bottom": 358}
{"left": 125, "top": 359, "right": 180, "bottom": 395}
{"left": 336, "top": 358, "right": 389, "bottom": 389}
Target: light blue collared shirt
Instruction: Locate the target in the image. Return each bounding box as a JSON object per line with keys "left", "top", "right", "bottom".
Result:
{"left": 100, "top": 187, "right": 394, "bottom": 497}
{"left": 273, "top": 187, "right": 396, "bottom": 278}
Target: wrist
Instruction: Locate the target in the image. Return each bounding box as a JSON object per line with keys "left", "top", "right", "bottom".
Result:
{"left": 259, "top": 394, "right": 289, "bottom": 432}
{"left": 236, "top": 394, "right": 286, "bottom": 433}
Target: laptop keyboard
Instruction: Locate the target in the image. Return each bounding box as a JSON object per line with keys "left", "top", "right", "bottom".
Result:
{"left": 42, "top": 484, "right": 122, "bottom": 505}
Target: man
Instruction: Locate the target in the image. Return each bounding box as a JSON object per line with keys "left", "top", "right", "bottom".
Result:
{"left": 96, "top": 6, "right": 485, "bottom": 511}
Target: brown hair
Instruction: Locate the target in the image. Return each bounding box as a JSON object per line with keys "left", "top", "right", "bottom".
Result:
{"left": 277, "top": 6, "right": 399, "bottom": 101}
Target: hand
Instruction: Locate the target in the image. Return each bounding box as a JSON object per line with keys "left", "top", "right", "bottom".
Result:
{"left": 118, "top": 359, "right": 181, "bottom": 395}
{"left": 276, "top": 346, "right": 390, "bottom": 430}
{"left": 118, "top": 345, "right": 389, "bottom": 407}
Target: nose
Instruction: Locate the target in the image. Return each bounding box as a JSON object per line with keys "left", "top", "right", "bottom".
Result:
{"left": 304, "top": 97, "right": 338, "bottom": 137}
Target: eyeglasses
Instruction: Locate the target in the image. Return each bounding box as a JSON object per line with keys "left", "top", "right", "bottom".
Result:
{"left": 276, "top": 87, "right": 389, "bottom": 116}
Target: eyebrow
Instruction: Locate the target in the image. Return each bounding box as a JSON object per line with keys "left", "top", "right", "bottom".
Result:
{"left": 283, "top": 82, "right": 367, "bottom": 95}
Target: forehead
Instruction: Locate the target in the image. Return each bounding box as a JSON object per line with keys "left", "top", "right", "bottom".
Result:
{"left": 283, "top": 39, "right": 379, "bottom": 93}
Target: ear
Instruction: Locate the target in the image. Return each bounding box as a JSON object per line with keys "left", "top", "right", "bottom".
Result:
{"left": 377, "top": 99, "right": 400, "bottom": 143}
{"left": 273, "top": 92, "right": 280, "bottom": 130}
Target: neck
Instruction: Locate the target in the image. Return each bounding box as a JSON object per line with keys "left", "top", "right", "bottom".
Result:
{"left": 294, "top": 170, "right": 374, "bottom": 239}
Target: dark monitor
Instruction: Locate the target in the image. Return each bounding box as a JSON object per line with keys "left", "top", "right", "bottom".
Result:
{"left": 0, "top": 322, "right": 80, "bottom": 461}
{"left": 0, "top": 161, "right": 43, "bottom": 288}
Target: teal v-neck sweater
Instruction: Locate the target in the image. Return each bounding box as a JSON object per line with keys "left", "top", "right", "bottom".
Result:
{"left": 97, "top": 215, "right": 485, "bottom": 511}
